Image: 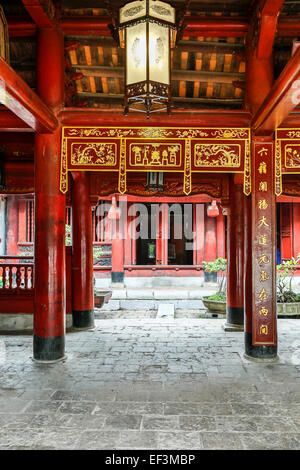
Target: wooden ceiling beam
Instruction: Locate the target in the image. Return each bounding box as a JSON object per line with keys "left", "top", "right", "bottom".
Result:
{"left": 256, "top": 0, "right": 285, "bottom": 59}
{"left": 21, "top": 0, "right": 57, "bottom": 28}
{"left": 73, "top": 65, "right": 244, "bottom": 84}
{"left": 60, "top": 108, "right": 252, "bottom": 127}
{"left": 59, "top": 15, "right": 248, "bottom": 38}
{"left": 77, "top": 91, "right": 243, "bottom": 106}
{"left": 0, "top": 109, "right": 32, "bottom": 132}
{"left": 62, "top": 0, "right": 250, "bottom": 13}
{"left": 65, "top": 36, "right": 244, "bottom": 55}
{"left": 252, "top": 46, "right": 300, "bottom": 135}
{"left": 0, "top": 57, "right": 58, "bottom": 133}
{"left": 7, "top": 15, "right": 300, "bottom": 38}
{"left": 7, "top": 17, "right": 37, "bottom": 37}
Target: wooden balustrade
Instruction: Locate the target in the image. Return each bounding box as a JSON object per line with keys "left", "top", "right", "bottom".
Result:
{"left": 0, "top": 256, "right": 34, "bottom": 292}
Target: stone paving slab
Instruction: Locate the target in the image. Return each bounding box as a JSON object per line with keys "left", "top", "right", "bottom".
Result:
{"left": 157, "top": 304, "right": 175, "bottom": 319}
{"left": 0, "top": 318, "right": 300, "bottom": 449}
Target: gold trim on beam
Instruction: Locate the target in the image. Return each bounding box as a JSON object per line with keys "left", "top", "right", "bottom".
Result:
{"left": 243, "top": 138, "right": 251, "bottom": 196}
{"left": 275, "top": 138, "right": 282, "bottom": 196}
{"left": 118, "top": 138, "right": 126, "bottom": 194}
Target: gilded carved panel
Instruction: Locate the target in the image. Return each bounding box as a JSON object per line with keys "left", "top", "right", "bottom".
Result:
{"left": 61, "top": 127, "right": 250, "bottom": 195}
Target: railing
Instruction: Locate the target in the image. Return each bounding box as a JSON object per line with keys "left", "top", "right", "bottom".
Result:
{"left": 0, "top": 256, "right": 34, "bottom": 292}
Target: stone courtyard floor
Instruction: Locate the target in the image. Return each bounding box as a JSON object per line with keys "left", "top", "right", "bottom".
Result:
{"left": 0, "top": 318, "right": 300, "bottom": 450}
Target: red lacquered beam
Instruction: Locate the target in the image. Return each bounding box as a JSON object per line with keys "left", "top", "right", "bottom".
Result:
{"left": 184, "top": 17, "right": 248, "bottom": 37}
{"left": 60, "top": 108, "right": 252, "bottom": 128}
{"left": 6, "top": 15, "right": 300, "bottom": 38}
{"left": 7, "top": 18, "right": 36, "bottom": 37}
{"left": 21, "top": 0, "right": 56, "bottom": 29}
{"left": 0, "top": 57, "right": 58, "bottom": 133}
{"left": 252, "top": 47, "right": 300, "bottom": 135}
{"left": 60, "top": 16, "right": 111, "bottom": 36}
{"left": 0, "top": 109, "right": 32, "bottom": 132}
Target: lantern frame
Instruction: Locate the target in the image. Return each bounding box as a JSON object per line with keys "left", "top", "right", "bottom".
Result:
{"left": 146, "top": 171, "right": 164, "bottom": 192}
{"left": 0, "top": 5, "right": 9, "bottom": 63}
{"left": 119, "top": 0, "right": 176, "bottom": 118}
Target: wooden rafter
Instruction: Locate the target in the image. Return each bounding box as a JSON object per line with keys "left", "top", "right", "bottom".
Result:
{"left": 252, "top": 47, "right": 300, "bottom": 135}
{"left": 0, "top": 57, "right": 58, "bottom": 133}
{"left": 76, "top": 91, "right": 243, "bottom": 107}
{"left": 73, "top": 65, "right": 244, "bottom": 85}
{"left": 7, "top": 15, "right": 300, "bottom": 38}
{"left": 21, "top": 0, "right": 57, "bottom": 28}
{"left": 256, "top": 0, "right": 285, "bottom": 59}
{"left": 65, "top": 36, "right": 245, "bottom": 55}
{"left": 0, "top": 109, "right": 32, "bottom": 132}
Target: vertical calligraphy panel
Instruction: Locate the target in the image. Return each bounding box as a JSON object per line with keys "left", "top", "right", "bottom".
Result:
{"left": 252, "top": 141, "right": 277, "bottom": 346}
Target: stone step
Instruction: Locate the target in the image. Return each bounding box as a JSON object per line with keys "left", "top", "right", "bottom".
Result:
{"left": 157, "top": 304, "right": 175, "bottom": 319}
{"left": 101, "top": 298, "right": 205, "bottom": 311}
{"left": 95, "top": 287, "right": 216, "bottom": 301}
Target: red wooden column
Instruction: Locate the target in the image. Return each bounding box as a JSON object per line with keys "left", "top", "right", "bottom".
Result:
{"left": 124, "top": 202, "right": 132, "bottom": 266}
{"left": 109, "top": 196, "right": 124, "bottom": 284}
{"left": 225, "top": 179, "right": 244, "bottom": 331}
{"left": 162, "top": 204, "right": 169, "bottom": 265}
{"left": 293, "top": 203, "right": 300, "bottom": 259}
{"left": 18, "top": 199, "right": 27, "bottom": 245}
{"left": 6, "top": 195, "right": 19, "bottom": 255}
{"left": 244, "top": 139, "right": 277, "bottom": 360}
{"left": 33, "top": 26, "right": 66, "bottom": 362}
{"left": 204, "top": 204, "right": 217, "bottom": 261}
{"left": 156, "top": 204, "right": 169, "bottom": 265}
{"left": 71, "top": 172, "right": 94, "bottom": 329}
{"left": 244, "top": 27, "right": 277, "bottom": 360}
{"left": 194, "top": 203, "right": 204, "bottom": 265}
{"left": 216, "top": 212, "right": 225, "bottom": 259}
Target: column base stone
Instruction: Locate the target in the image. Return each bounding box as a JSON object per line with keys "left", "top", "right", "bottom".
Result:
{"left": 33, "top": 335, "right": 65, "bottom": 362}
{"left": 225, "top": 306, "right": 244, "bottom": 331}
{"left": 111, "top": 271, "right": 124, "bottom": 285}
{"left": 223, "top": 322, "right": 244, "bottom": 332}
{"left": 244, "top": 331, "right": 278, "bottom": 361}
{"left": 72, "top": 309, "right": 94, "bottom": 329}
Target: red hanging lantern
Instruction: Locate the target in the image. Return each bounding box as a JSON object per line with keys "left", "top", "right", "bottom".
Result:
{"left": 207, "top": 200, "right": 219, "bottom": 217}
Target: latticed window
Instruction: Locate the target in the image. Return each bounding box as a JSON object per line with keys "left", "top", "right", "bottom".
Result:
{"left": 92, "top": 200, "right": 111, "bottom": 242}
{"left": 25, "top": 202, "right": 72, "bottom": 243}
{"left": 25, "top": 200, "right": 34, "bottom": 243}
{"left": 65, "top": 207, "right": 71, "bottom": 226}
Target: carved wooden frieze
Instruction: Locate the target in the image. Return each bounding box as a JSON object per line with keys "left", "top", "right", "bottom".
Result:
{"left": 275, "top": 128, "right": 300, "bottom": 196}
{"left": 61, "top": 127, "right": 250, "bottom": 195}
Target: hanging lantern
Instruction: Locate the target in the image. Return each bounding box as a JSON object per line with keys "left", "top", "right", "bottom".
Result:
{"left": 207, "top": 200, "right": 220, "bottom": 217}
{"left": 146, "top": 172, "right": 164, "bottom": 191}
{"left": 0, "top": 5, "right": 9, "bottom": 62}
{"left": 119, "top": 0, "right": 176, "bottom": 118}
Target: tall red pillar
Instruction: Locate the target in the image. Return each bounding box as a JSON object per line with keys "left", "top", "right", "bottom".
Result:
{"left": 33, "top": 27, "right": 66, "bottom": 362}
{"left": 244, "top": 139, "right": 277, "bottom": 360}
{"left": 109, "top": 197, "right": 124, "bottom": 284}
{"left": 71, "top": 172, "right": 94, "bottom": 329}
{"left": 244, "top": 46, "right": 277, "bottom": 360}
{"left": 6, "top": 195, "right": 18, "bottom": 255}
{"left": 204, "top": 205, "right": 217, "bottom": 261}
{"left": 225, "top": 179, "right": 244, "bottom": 331}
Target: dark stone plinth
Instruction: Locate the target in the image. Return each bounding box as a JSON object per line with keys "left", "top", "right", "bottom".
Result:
{"left": 244, "top": 332, "right": 278, "bottom": 361}
{"left": 33, "top": 334, "right": 65, "bottom": 362}
{"left": 111, "top": 272, "right": 124, "bottom": 283}
{"left": 224, "top": 306, "right": 244, "bottom": 331}
{"left": 72, "top": 309, "right": 95, "bottom": 329}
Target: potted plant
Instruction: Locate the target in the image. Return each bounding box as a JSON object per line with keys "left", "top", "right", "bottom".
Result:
{"left": 277, "top": 257, "right": 300, "bottom": 317}
{"left": 65, "top": 224, "right": 72, "bottom": 246}
{"left": 202, "top": 257, "right": 226, "bottom": 283}
{"left": 202, "top": 258, "right": 227, "bottom": 315}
